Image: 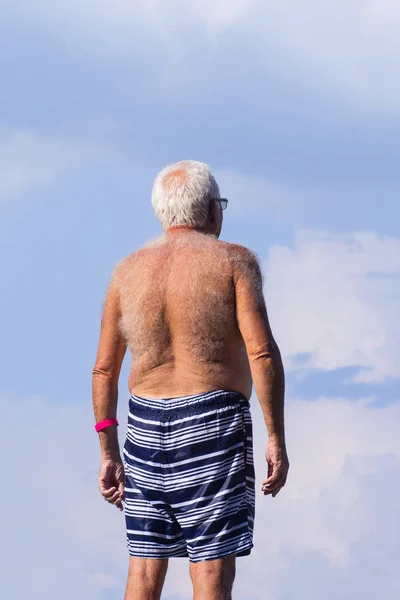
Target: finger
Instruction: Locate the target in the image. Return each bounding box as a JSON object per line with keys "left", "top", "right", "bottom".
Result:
{"left": 262, "top": 473, "right": 285, "bottom": 494}
{"left": 262, "top": 468, "right": 282, "bottom": 487}
{"left": 102, "top": 487, "right": 117, "bottom": 499}
{"left": 101, "top": 486, "right": 117, "bottom": 499}
{"left": 263, "top": 483, "right": 282, "bottom": 496}
{"left": 264, "top": 474, "right": 287, "bottom": 496}
{"left": 262, "top": 474, "right": 280, "bottom": 486}
{"left": 272, "top": 481, "right": 286, "bottom": 498}
{"left": 116, "top": 499, "right": 124, "bottom": 511}
{"left": 262, "top": 462, "right": 289, "bottom": 486}
{"left": 264, "top": 482, "right": 284, "bottom": 496}
{"left": 106, "top": 490, "right": 122, "bottom": 504}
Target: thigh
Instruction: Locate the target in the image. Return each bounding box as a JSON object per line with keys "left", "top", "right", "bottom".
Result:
{"left": 125, "top": 557, "right": 169, "bottom": 600}
{"left": 189, "top": 555, "right": 236, "bottom": 597}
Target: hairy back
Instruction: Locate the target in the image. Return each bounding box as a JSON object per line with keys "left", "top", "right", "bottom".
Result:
{"left": 113, "top": 232, "right": 243, "bottom": 387}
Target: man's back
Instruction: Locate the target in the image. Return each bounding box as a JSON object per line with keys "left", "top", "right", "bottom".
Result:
{"left": 114, "top": 230, "right": 253, "bottom": 400}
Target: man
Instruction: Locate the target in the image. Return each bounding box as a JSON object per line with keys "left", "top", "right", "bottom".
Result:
{"left": 92, "top": 160, "right": 289, "bottom": 600}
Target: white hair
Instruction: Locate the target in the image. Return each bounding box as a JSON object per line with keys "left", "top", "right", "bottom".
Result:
{"left": 151, "top": 160, "right": 220, "bottom": 230}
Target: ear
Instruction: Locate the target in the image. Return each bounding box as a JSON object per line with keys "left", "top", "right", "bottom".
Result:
{"left": 208, "top": 198, "right": 217, "bottom": 224}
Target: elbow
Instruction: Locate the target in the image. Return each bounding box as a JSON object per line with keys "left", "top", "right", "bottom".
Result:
{"left": 93, "top": 368, "right": 111, "bottom": 379}
{"left": 247, "top": 340, "right": 282, "bottom": 363}
{"left": 92, "top": 364, "right": 115, "bottom": 382}
{"left": 249, "top": 349, "right": 274, "bottom": 361}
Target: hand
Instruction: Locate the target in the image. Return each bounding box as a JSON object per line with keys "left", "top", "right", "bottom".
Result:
{"left": 98, "top": 456, "right": 125, "bottom": 511}
{"left": 262, "top": 437, "right": 289, "bottom": 498}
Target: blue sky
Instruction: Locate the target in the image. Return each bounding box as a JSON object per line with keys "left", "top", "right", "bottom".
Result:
{"left": 1, "top": 2, "right": 399, "bottom": 599}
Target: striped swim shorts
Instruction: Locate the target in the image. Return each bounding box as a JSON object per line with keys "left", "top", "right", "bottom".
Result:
{"left": 123, "top": 389, "right": 255, "bottom": 562}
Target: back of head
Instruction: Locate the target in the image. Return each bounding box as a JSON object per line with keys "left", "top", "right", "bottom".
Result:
{"left": 151, "top": 160, "right": 220, "bottom": 231}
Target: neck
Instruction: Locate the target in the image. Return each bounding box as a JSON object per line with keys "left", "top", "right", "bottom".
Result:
{"left": 166, "top": 225, "right": 202, "bottom": 234}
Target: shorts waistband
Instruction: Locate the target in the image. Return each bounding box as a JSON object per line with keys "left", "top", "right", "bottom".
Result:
{"left": 129, "top": 389, "right": 248, "bottom": 415}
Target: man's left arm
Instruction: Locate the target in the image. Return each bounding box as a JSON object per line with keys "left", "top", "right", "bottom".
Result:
{"left": 92, "top": 268, "right": 127, "bottom": 510}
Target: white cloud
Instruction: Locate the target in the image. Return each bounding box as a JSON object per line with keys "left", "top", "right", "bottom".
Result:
{"left": 265, "top": 229, "right": 400, "bottom": 382}
{"left": 0, "top": 131, "right": 100, "bottom": 203}
{"left": 2, "top": 389, "right": 399, "bottom": 599}
{"left": 9, "top": 0, "right": 400, "bottom": 109}
{"left": 233, "top": 395, "right": 400, "bottom": 598}
{"left": 0, "top": 393, "right": 128, "bottom": 600}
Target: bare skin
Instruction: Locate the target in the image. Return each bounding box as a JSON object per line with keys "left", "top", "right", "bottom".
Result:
{"left": 123, "top": 558, "right": 168, "bottom": 600}
{"left": 190, "top": 556, "right": 236, "bottom": 600}
{"left": 92, "top": 198, "right": 289, "bottom": 599}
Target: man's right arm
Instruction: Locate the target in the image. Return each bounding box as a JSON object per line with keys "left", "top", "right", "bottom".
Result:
{"left": 232, "top": 245, "right": 289, "bottom": 497}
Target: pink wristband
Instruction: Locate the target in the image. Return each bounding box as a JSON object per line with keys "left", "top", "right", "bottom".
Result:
{"left": 95, "top": 418, "right": 119, "bottom": 432}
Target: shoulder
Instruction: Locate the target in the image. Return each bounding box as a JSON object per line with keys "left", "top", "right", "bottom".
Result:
{"left": 225, "top": 242, "right": 260, "bottom": 262}
{"left": 109, "top": 252, "right": 136, "bottom": 288}
{"left": 223, "top": 242, "right": 263, "bottom": 281}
